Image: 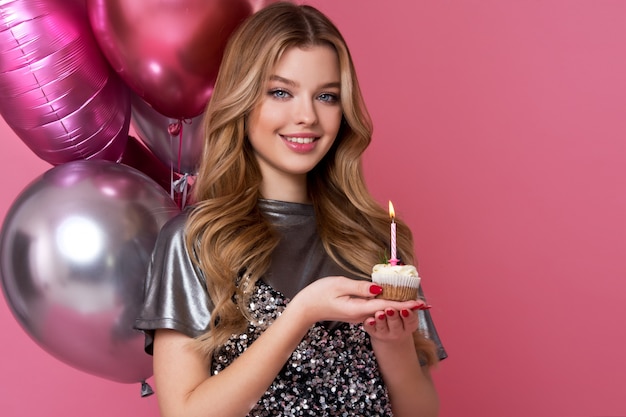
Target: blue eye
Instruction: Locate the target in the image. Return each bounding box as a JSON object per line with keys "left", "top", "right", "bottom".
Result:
{"left": 318, "top": 93, "right": 339, "bottom": 103}
{"left": 269, "top": 89, "right": 290, "bottom": 99}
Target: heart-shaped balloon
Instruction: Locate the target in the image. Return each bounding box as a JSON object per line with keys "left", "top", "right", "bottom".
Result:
{"left": 87, "top": 0, "right": 266, "bottom": 119}
{"left": 0, "top": 0, "right": 130, "bottom": 165}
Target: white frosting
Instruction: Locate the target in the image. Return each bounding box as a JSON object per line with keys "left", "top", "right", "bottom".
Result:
{"left": 371, "top": 263, "right": 419, "bottom": 277}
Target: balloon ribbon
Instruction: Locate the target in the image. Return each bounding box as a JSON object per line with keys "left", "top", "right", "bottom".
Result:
{"left": 168, "top": 119, "right": 192, "bottom": 208}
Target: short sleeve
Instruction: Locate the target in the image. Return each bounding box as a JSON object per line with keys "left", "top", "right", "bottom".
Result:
{"left": 134, "top": 209, "right": 214, "bottom": 355}
{"left": 414, "top": 285, "right": 447, "bottom": 361}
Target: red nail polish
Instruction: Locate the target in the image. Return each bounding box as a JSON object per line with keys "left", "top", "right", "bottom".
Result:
{"left": 367, "top": 319, "right": 376, "bottom": 326}
{"left": 377, "top": 313, "right": 386, "bottom": 320}
{"left": 369, "top": 285, "right": 383, "bottom": 295}
{"left": 386, "top": 309, "right": 395, "bottom": 317}
{"left": 420, "top": 304, "right": 433, "bottom": 310}
{"left": 401, "top": 309, "right": 410, "bottom": 317}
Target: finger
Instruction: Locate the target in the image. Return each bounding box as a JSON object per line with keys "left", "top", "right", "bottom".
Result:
{"left": 400, "top": 308, "right": 420, "bottom": 332}
{"left": 366, "top": 283, "right": 383, "bottom": 298}
{"left": 410, "top": 300, "right": 432, "bottom": 311}
{"left": 363, "top": 317, "right": 377, "bottom": 334}
{"left": 353, "top": 298, "right": 426, "bottom": 323}
{"left": 384, "top": 308, "right": 404, "bottom": 332}
{"left": 374, "top": 310, "right": 389, "bottom": 333}
{"left": 332, "top": 277, "right": 383, "bottom": 299}
{"left": 367, "top": 296, "right": 429, "bottom": 311}
{"left": 352, "top": 278, "right": 384, "bottom": 298}
{"left": 368, "top": 298, "right": 429, "bottom": 314}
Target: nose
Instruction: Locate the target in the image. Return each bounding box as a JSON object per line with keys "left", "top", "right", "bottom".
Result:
{"left": 294, "top": 97, "right": 318, "bottom": 126}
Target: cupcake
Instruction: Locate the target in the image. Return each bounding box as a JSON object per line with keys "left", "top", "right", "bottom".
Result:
{"left": 371, "top": 263, "right": 421, "bottom": 301}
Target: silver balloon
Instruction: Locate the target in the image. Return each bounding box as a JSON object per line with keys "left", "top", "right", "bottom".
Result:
{"left": 131, "top": 93, "right": 204, "bottom": 175}
{"left": 0, "top": 160, "right": 180, "bottom": 384}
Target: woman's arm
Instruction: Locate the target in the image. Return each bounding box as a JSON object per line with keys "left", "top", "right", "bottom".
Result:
{"left": 153, "top": 277, "right": 426, "bottom": 417}
{"left": 365, "top": 308, "right": 440, "bottom": 417}
{"left": 153, "top": 303, "right": 310, "bottom": 417}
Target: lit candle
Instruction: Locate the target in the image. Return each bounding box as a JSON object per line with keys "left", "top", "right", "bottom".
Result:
{"left": 389, "top": 200, "right": 398, "bottom": 265}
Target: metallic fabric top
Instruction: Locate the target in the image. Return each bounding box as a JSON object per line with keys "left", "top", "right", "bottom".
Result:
{"left": 135, "top": 199, "right": 447, "bottom": 361}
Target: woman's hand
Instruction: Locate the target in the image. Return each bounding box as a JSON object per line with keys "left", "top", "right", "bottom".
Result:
{"left": 363, "top": 306, "right": 422, "bottom": 345}
{"left": 287, "top": 276, "right": 426, "bottom": 328}
{"left": 361, "top": 305, "right": 439, "bottom": 417}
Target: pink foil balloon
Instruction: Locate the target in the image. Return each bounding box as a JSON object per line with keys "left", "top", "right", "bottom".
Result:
{"left": 87, "top": 0, "right": 259, "bottom": 119}
{"left": 0, "top": 0, "right": 131, "bottom": 165}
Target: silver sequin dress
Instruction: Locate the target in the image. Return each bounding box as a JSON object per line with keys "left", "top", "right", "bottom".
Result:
{"left": 135, "top": 199, "right": 447, "bottom": 416}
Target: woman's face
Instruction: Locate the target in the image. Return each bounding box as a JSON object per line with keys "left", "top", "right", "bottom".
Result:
{"left": 246, "top": 45, "right": 342, "bottom": 200}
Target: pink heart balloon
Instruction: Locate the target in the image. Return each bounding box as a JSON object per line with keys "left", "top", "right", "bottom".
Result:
{"left": 87, "top": 0, "right": 266, "bottom": 119}
{"left": 0, "top": 0, "right": 131, "bottom": 165}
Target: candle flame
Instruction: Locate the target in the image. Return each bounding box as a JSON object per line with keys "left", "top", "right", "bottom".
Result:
{"left": 388, "top": 200, "right": 395, "bottom": 220}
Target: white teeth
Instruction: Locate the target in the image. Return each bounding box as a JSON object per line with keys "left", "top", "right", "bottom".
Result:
{"left": 284, "top": 136, "right": 315, "bottom": 144}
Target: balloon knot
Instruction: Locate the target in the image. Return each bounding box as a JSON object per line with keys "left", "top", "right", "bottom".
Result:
{"left": 168, "top": 121, "right": 182, "bottom": 136}
{"left": 140, "top": 380, "right": 154, "bottom": 397}
{"left": 172, "top": 173, "right": 190, "bottom": 193}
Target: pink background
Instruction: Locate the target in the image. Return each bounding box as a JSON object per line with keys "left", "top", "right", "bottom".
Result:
{"left": 1, "top": 1, "right": 625, "bottom": 416}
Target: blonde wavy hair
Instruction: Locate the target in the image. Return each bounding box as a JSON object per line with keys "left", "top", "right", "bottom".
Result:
{"left": 186, "top": 2, "right": 437, "bottom": 366}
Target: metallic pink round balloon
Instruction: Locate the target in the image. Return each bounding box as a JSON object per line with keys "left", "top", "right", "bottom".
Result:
{"left": 0, "top": 160, "right": 180, "bottom": 384}
{"left": 0, "top": 0, "right": 131, "bottom": 165}
{"left": 87, "top": 0, "right": 261, "bottom": 119}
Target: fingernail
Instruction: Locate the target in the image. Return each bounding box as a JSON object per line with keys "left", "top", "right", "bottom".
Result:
{"left": 401, "top": 309, "right": 410, "bottom": 317}
{"left": 377, "top": 313, "right": 386, "bottom": 320}
{"left": 369, "top": 285, "right": 383, "bottom": 295}
{"left": 420, "top": 304, "right": 433, "bottom": 310}
{"left": 385, "top": 309, "right": 395, "bottom": 317}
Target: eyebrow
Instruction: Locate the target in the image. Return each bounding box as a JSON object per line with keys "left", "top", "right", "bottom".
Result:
{"left": 269, "top": 75, "right": 340, "bottom": 89}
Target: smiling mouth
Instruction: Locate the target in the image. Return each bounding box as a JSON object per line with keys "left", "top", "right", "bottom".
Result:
{"left": 282, "top": 136, "right": 317, "bottom": 144}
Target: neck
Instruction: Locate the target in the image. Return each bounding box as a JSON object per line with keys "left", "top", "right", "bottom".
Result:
{"left": 259, "top": 174, "right": 310, "bottom": 204}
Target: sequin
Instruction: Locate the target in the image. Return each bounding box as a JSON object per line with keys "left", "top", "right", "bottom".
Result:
{"left": 211, "top": 281, "right": 394, "bottom": 416}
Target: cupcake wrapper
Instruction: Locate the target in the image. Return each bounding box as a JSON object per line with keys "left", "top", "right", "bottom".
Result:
{"left": 371, "top": 273, "right": 421, "bottom": 302}
{"left": 377, "top": 284, "right": 419, "bottom": 302}
{"left": 371, "top": 273, "right": 421, "bottom": 288}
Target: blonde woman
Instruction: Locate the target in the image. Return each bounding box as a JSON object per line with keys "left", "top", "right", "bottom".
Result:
{"left": 136, "top": 3, "right": 446, "bottom": 416}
